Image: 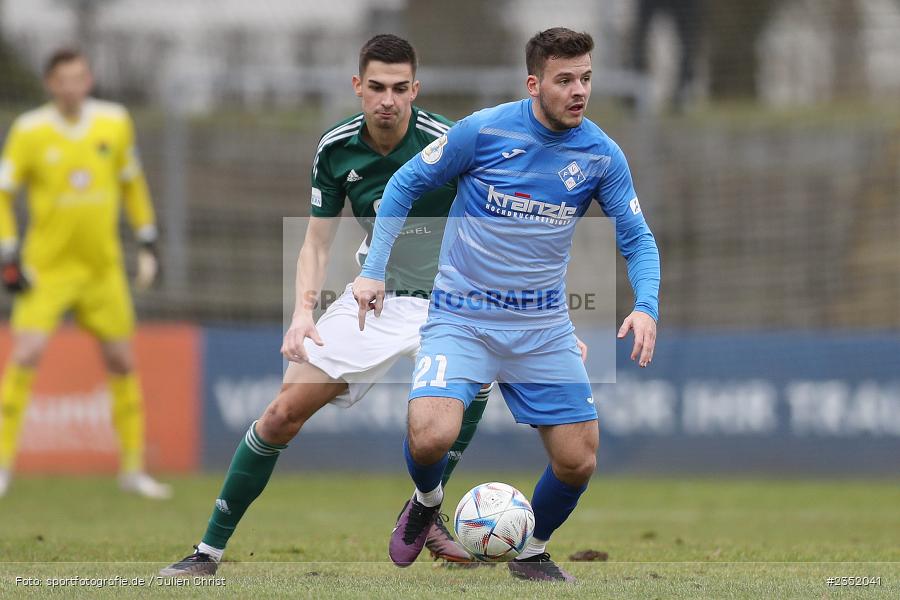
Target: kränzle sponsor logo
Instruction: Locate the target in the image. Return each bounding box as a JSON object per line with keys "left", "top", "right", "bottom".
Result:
{"left": 485, "top": 185, "right": 577, "bottom": 224}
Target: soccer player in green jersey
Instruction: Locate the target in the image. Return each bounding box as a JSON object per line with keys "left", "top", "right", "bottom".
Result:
{"left": 160, "top": 34, "right": 494, "bottom": 575}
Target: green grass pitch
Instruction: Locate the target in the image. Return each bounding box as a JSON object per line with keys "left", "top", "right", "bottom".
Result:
{"left": 0, "top": 473, "right": 897, "bottom": 598}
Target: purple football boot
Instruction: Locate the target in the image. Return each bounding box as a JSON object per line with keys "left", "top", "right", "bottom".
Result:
{"left": 389, "top": 496, "right": 441, "bottom": 567}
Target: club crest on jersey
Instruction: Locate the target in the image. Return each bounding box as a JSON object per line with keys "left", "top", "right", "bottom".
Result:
{"left": 558, "top": 161, "right": 586, "bottom": 191}
{"left": 421, "top": 134, "right": 448, "bottom": 164}
{"left": 68, "top": 169, "right": 92, "bottom": 190}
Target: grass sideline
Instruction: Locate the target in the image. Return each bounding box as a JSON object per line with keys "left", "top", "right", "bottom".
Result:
{"left": 0, "top": 473, "right": 897, "bottom": 598}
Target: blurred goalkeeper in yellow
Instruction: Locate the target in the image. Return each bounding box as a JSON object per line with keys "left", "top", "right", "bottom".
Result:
{"left": 0, "top": 48, "right": 170, "bottom": 499}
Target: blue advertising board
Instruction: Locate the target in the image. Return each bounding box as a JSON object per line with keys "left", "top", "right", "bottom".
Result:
{"left": 201, "top": 327, "right": 900, "bottom": 474}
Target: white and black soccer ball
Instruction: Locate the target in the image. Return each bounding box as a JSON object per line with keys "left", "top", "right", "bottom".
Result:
{"left": 454, "top": 482, "right": 535, "bottom": 561}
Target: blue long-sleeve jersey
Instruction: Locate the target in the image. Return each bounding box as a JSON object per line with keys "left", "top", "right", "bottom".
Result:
{"left": 361, "top": 98, "right": 660, "bottom": 328}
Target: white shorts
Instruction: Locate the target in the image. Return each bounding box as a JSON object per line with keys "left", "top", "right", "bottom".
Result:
{"left": 286, "top": 283, "right": 429, "bottom": 407}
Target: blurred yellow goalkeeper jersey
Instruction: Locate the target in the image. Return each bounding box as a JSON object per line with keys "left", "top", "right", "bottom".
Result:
{"left": 0, "top": 99, "right": 155, "bottom": 276}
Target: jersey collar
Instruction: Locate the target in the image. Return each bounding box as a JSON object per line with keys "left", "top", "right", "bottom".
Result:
{"left": 353, "top": 107, "right": 419, "bottom": 156}
{"left": 48, "top": 98, "right": 96, "bottom": 140}
{"left": 524, "top": 98, "right": 577, "bottom": 145}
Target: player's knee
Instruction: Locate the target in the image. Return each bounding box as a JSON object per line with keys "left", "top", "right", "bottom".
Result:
{"left": 407, "top": 423, "right": 454, "bottom": 465}
{"left": 258, "top": 408, "right": 303, "bottom": 444}
{"left": 258, "top": 393, "right": 307, "bottom": 443}
{"left": 553, "top": 453, "right": 596, "bottom": 486}
{"left": 105, "top": 357, "right": 133, "bottom": 376}
{"left": 581, "top": 453, "right": 598, "bottom": 478}
{"left": 10, "top": 345, "right": 44, "bottom": 369}
{"left": 101, "top": 348, "right": 134, "bottom": 375}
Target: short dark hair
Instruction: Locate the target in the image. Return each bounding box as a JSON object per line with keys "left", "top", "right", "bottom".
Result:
{"left": 525, "top": 28, "right": 594, "bottom": 78}
{"left": 358, "top": 34, "right": 417, "bottom": 77}
{"left": 44, "top": 47, "right": 87, "bottom": 76}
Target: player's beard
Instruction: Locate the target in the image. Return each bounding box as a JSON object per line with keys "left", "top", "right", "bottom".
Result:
{"left": 538, "top": 93, "right": 582, "bottom": 131}
{"left": 55, "top": 96, "right": 85, "bottom": 119}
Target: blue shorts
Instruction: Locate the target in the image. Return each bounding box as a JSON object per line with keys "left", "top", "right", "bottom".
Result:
{"left": 408, "top": 320, "right": 597, "bottom": 426}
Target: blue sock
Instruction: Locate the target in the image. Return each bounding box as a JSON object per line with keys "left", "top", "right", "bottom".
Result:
{"left": 531, "top": 464, "right": 588, "bottom": 541}
{"left": 403, "top": 437, "right": 449, "bottom": 496}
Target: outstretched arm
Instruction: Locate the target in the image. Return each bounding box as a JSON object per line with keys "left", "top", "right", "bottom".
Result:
{"left": 0, "top": 120, "right": 30, "bottom": 292}
{"left": 281, "top": 216, "right": 340, "bottom": 362}
{"left": 118, "top": 113, "right": 158, "bottom": 291}
{"left": 596, "top": 146, "right": 661, "bottom": 367}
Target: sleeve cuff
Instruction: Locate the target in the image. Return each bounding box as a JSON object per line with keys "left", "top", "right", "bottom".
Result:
{"left": 634, "top": 303, "right": 658, "bottom": 322}
{"left": 135, "top": 224, "right": 158, "bottom": 243}
{"left": 0, "top": 239, "right": 18, "bottom": 261}
{"left": 359, "top": 266, "right": 385, "bottom": 281}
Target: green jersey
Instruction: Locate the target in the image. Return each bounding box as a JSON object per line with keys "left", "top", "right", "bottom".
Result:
{"left": 310, "top": 107, "right": 454, "bottom": 295}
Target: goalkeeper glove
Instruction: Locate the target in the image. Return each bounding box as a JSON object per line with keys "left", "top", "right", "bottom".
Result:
{"left": 1, "top": 250, "right": 29, "bottom": 293}
{"left": 134, "top": 240, "right": 159, "bottom": 291}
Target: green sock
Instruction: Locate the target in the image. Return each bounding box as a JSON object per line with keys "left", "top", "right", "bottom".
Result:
{"left": 441, "top": 384, "right": 492, "bottom": 486}
{"left": 202, "top": 421, "right": 287, "bottom": 549}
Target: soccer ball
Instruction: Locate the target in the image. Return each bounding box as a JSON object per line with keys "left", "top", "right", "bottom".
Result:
{"left": 454, "top": 482, "right": 535, "bottom": 561}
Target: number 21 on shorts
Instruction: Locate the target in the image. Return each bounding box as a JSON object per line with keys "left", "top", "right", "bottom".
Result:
{"left": 413, "top": 354, "right": 448, "bottom": 389}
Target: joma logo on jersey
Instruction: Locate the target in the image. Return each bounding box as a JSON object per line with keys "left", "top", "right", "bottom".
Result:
{"left": 486, "top": 186, "right": 577, "bottom": 224}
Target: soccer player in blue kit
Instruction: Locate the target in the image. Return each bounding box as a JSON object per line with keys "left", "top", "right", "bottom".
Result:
{"left": 353, "top": 28, "right": 660, "bottom": 582}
